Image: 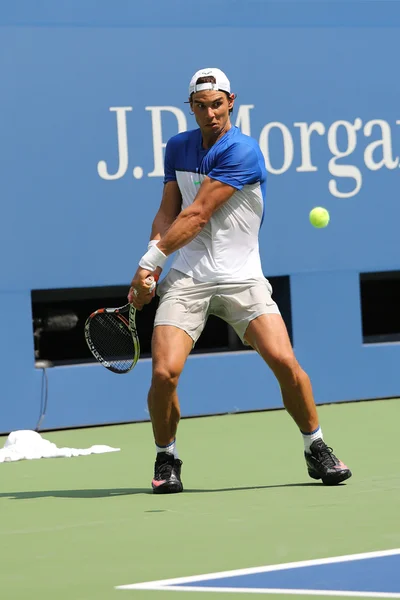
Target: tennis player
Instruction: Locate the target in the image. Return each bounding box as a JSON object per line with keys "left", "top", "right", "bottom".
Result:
{"left": 128, "top": 67, "right": 352, "bottom": 493}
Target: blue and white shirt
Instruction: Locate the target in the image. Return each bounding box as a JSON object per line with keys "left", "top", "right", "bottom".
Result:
{"left": 163, "top": 126, "right": 267, "bottom": 283}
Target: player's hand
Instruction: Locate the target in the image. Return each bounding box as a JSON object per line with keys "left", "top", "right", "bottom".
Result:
{"left": 128, "top": 267, "right": 161, "bottom": 309}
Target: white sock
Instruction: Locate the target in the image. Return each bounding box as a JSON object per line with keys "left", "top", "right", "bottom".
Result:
{"left": 302, "top": 426, "right": 323, "bottom": 453}
{"left": 155, "top": 439, "right": 179, "bottom": 459}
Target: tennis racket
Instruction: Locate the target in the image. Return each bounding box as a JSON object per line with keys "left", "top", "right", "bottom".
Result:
{"left": 84, "top": 276, "right": 156, "bottom": 374}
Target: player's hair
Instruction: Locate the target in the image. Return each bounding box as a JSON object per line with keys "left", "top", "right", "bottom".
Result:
{"left": 190, "top": 76, "right": 235, "bottom": 115}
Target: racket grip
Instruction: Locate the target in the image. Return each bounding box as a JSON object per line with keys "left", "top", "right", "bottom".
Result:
{"left": 145, "top": 275, "right": 157, "bottom": 292}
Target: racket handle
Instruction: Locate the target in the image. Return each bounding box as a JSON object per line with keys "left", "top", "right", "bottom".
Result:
{"left": 145, "top": 275, "right": 157, "bottom": 293}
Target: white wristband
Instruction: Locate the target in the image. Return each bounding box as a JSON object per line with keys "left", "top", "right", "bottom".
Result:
{"left": 139, "top": 244, "right": 167, "bottom": 271}
{"left": 148, "top": 240, "right": 159, "bottom": 250}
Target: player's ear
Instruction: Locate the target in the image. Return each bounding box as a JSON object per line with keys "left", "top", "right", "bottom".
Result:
{"left": 228, "top": 93, "right": 235, "bottom": 110}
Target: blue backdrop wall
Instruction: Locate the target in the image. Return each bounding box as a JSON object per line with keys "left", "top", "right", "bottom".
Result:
{"left": 1, "top": 0, "right": 399, "bottom": 433}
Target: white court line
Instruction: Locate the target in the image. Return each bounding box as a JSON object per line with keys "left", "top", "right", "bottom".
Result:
{"left": 119, "top": 585, "right": 400, "bottom": 598}
{"left": 116, "top": 547, "right": 400, "bottom": 595}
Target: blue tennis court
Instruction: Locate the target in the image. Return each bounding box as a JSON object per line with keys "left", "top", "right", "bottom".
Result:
{"left": 117, "top": 549, "right": 400, "bottom": 597}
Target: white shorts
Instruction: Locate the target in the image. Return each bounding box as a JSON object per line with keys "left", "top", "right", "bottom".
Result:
{"left": 154, "top": 269, "right": 281, "bottom": 345}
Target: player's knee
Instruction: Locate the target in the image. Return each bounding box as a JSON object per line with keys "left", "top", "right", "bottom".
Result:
{"left": 152, "top": 364, "right": 181, "bottom": 390}
{"left": 269, "top": 353, "right": 301, "bottom": 386}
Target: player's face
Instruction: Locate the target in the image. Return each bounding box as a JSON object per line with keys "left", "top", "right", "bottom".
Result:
{"left": 190, "top": 91, "right": 234, "bottom": 138}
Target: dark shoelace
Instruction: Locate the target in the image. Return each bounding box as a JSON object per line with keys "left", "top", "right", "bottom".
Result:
{"left": 315, "top": 444, "right": 338, "bottom": 468}
{"left": 155, "top": 459, "right": 174, "bottom": 480}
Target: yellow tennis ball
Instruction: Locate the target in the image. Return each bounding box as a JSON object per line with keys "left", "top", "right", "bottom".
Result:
{"left": 309, "top": 207, "right": 330, "bottom": 228}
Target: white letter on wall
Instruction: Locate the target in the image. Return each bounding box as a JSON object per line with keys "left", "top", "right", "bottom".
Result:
{"left": 97, "top": 107, "right": 132, "bottom": 180}
{"left": 259, "top": 122, "right": 294, "bottom": 174}
{"left": 364, "top": 119, "right": 399, "bottom": 170}
{"left": 146, "top": 107, "right": 187, "bottom": 177}
{"left": 294, "top": 121, "right": 326, "bottom": 172}
{"left": 327, "top": 119, "right": 362, "bottom": 198}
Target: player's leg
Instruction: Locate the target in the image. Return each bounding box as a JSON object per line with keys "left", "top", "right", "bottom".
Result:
{"left": 244, "top": 313, "right": 318, "bottom": 433}
{"left": 149, "top": 324, "right": 193, "bottom": 449}
{"left": 148, "top": 324, "right": 193, "bottom": 494}
{"left": 244, "top": 313, "right": 351, "bottom": 485}
{"left": 214, "top": 278, "right": 351, "bottom": 485}
{"left": 149, "top": 269, "right": 211, "bottom": 494}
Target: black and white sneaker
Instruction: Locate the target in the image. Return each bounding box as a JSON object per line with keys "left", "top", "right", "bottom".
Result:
{"left": 152, "top": 452, "right": 183, "bottom": 494}
{"left": 305, "top": 439, "right": 352, "bottom": 485}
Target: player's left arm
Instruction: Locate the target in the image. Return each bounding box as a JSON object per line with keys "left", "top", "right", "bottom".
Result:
{"left": 157, "top": 142, "right": 260, "bottom": 256}
{"left": 132, "top": 142, "right": 260, "bottom": 300}
{"left": 128, "top": 177, "right": 235, "bottom": 308}
{"left": 156, "top": 176, "right": 236, "bottom": 255}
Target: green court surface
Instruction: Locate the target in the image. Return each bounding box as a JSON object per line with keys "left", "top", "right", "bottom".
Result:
{"left": 0, "top": 398, "right": 399, "bottom": 600}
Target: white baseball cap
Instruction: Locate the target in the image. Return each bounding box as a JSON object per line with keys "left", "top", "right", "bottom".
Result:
{"left": 189, "top": 68, "right": 231, "bottom": 96}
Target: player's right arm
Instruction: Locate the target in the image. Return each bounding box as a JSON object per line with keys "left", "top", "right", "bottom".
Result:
{"left": 128, "top": 138, "right": 182, "bottom": 307}
{"left": 149, "top": 133, "right": 182, "bottom": 242}
{"left": 149, "top": 181, "right": 182, "bottom": 242}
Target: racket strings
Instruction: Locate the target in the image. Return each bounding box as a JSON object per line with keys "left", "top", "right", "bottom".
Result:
{"left": 88, "top": 312, "right": 136, "bottom": 373}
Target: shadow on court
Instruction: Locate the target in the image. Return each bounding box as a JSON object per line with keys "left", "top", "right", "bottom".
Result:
{"left": 0, "top": 481, "right": 342, "bottom": 500}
